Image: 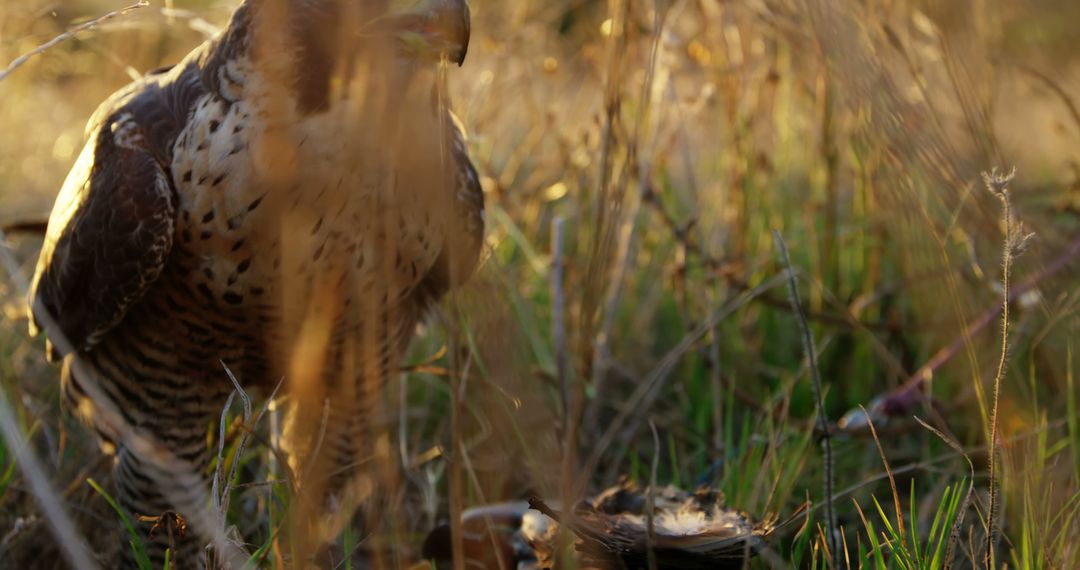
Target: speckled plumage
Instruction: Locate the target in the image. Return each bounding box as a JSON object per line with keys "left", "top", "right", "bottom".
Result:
{"left": 28, "top": 1, "right": 482, "bottom": 567}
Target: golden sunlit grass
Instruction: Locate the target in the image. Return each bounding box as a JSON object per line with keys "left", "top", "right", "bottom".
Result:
{"left": 1, "top": 0, "right": 1079, "bottom": 567}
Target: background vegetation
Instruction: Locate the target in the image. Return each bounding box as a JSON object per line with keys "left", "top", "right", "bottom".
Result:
{"left": 1, "top": 0, "right": 1079, "bottom": 567}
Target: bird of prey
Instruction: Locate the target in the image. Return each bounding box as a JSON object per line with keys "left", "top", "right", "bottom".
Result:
{"left": 27, "top": 0, "right": 483, "bottom": 567}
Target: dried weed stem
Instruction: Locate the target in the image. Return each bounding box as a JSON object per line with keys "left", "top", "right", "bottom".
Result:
{"left": 983, "top": 166, "right": 1032, "bottom": 568}
{"left": 772, "top": 230, "right": 837, "bottom": 562}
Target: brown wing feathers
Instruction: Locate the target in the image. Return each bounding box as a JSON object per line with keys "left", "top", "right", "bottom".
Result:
{"left": 420, "top": 112, "right": 485, "bottom": 299}
{"left": 28, "top": 48, "right": 212, "bottom": 358}
{"left": 30, "top": 119, "right": 176, "bottom": 359}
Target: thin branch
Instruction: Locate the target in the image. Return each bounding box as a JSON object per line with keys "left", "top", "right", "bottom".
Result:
{"left": 839, "top": 228, "right": 1080, "bottom": 430}
{"left": 0, "top": 1, "right": 150, "bottom": 83}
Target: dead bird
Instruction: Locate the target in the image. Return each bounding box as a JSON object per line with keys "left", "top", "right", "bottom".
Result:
{"left": 423, "top": 479, "right": 789, "bottom": 570}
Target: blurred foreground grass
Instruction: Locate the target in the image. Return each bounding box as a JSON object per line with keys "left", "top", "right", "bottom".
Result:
{"left": 1, "top": 0, "right": 1080, "bottom": 567}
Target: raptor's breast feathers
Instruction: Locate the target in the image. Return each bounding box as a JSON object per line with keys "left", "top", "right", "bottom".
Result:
{"left": 28, "top": 101, "right": 178, "bottom": 361}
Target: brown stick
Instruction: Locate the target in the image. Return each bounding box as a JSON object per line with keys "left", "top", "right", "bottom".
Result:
{"left": 845, "top": 229, "right": 1080, "bottom": 426}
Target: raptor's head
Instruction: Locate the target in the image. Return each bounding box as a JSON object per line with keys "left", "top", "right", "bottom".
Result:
{"left": 244, "top": 0, "right": 472, "bottom": 112}
{"left": 373, "top": 0, "right": 471, "bottom": 66}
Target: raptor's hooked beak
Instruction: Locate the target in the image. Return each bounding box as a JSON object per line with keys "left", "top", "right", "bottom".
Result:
{"left": 379, "top": 0, "right": 471, "bottom": 66}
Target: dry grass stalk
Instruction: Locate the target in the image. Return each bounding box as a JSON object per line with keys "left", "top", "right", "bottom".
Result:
{"left": 551, "top": 216, "right": 568, "bottom": 428}
{"left": 861, "top": 405, "right": 905, "bottom": 546}
{"left": 578, "top": 0, "right": 629, "bottom": 402}
{"left": 646, "top": 421, "right": 660, "bottom": 570}
{"left": 448, "top": 314, "right": 466, "bottom": 570}
{"left": 0, "top": 375, "right": 95, "bottom": 570}
{"left": 772, "top": 230, "right": 837, "bottom": 562}
{"left": 579, "top": 271, "right": 792, "bottom": 488}
{"left": 2, "top": 227, "right": 246, "bottom": 568}
{"left": 588, "top": 0, "right": 671, "bottom": 435}
{"left": 0, "top": 233, "right": 107, "bottom": 569}
{"left": 3, "top": 221, "right": 249, "bottom": 569}
{"left": 982, "top": 166, "right": 1033, "bottom": 568}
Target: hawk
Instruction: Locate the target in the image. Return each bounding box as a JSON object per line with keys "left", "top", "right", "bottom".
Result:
{"left": 28, "top": 0, "right": 482, "bottom": 567}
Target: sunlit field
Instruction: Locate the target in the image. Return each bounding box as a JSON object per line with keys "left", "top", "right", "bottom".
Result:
{"left": 1, "top": 0, "right": 1079, "bottom": 568}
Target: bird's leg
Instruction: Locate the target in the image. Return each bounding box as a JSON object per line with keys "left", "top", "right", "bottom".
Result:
{"left": 114, "top": 435, "right": 213, "bottom": 570}
{"left": 279, "top": 306, "right": 409, "bottom": 563}
{"left": 280, "top": 375, "right": 399, "bottom": 562}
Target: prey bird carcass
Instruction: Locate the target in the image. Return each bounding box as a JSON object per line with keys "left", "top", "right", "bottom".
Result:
{"left": 27, "top": 0, "right": 483, "bottom": 567}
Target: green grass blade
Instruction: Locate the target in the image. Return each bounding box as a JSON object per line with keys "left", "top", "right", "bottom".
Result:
{"left": 872, "top": 495, "right": 916, "bottom": 568}
{"left": 342, "top": 521, "right": 354, "bottom": 570}
{"left": 88, "top": 477, "right": 153, "bottom": 570}
{"left": 909, "top": 479, "right": 923, "bottom": 568}
{"left": 857, "top": 500, "right": 888, "bottom": 570}
{"left": 925, "top": 483, "right": 952, "bottom": 567}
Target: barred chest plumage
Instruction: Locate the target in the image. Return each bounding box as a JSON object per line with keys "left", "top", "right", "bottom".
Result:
{"left": 161, "top": 58, "right": 460, "bottom": 384}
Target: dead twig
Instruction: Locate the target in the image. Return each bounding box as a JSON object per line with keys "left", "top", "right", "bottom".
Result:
{"left": 839, "top": 227, "right": 1080, "bottom": 431}
{"left": 0, "top": 1, "right": 150, "bottom": 83}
